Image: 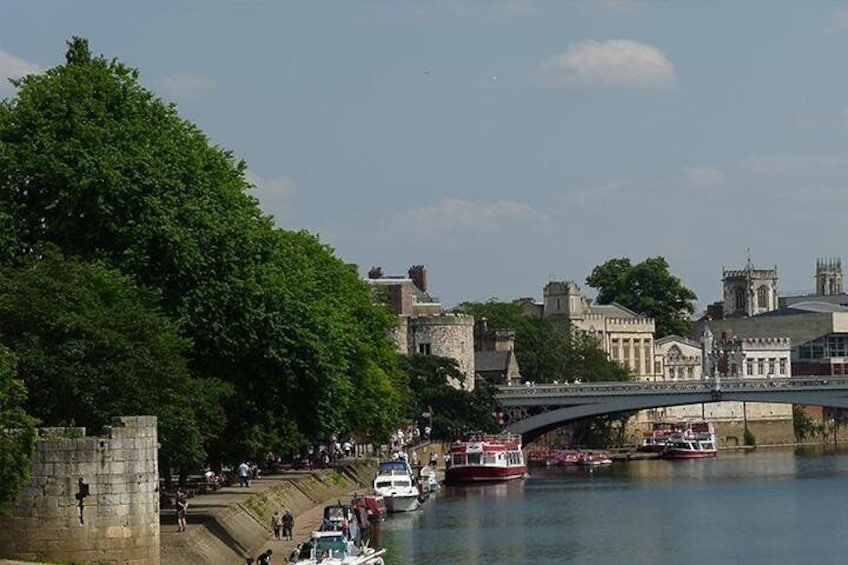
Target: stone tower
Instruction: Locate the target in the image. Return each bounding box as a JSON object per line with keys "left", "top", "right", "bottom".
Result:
{"left": 722, "top": 255, "right": 778, "bottom": 318}
{"left": 815, "top": 258, "right": 843, "bottom": 296}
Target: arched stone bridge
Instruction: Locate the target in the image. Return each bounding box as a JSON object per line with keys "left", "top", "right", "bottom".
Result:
{"left": 496, "top": 377, "right": 848, "bottom": 444}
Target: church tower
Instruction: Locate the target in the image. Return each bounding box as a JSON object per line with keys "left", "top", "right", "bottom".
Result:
{"left": 815, "top": 258, "right": 843, "bottom": 296}
{"left": 722, "top": 254, "right": 778, "bottom": 318}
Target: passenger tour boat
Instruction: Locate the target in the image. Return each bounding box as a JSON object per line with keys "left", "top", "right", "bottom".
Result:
{"left": 662, "top": 421, "right": 718, "bottom": 459}
{"left": 639, "top": 421, "right": 685, "bottom": 453}
{"left": 444, "top": 432, "right": 528, "bottom": 483}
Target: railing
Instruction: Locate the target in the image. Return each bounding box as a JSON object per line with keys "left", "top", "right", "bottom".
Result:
{"left": 496, "top": 377, "right": 848, "bottom": 399}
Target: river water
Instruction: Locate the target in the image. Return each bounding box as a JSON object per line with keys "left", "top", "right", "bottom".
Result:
{"left": 377, "top": 448, "right": 848, "bottom": 565}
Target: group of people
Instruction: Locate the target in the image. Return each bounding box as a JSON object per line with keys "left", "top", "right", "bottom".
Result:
{"left": 272, "top": 509, "right": 295, "bottom": 541}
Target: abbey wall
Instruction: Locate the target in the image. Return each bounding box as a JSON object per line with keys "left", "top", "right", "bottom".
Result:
{"left": 0, "top": 416, "right": 160, "bottom": 565}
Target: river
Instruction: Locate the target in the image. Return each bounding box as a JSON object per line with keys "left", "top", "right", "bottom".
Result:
{"left": 377, "top": 447, "right": 848, "bottom": 565}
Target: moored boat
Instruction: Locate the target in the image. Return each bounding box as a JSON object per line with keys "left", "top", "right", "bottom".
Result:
{"left": 444, "top": 432, "right": 527, "bottom": 483}
{"left": 292, "top": 530, "right": 386, "bottom": 564}
{"left": 639, "top": 421, "right": 685, "bottom": 453}
{"left": 578, "top": 452, "right": 613, "bottom": 466}
{"left": 372, "top": 460, "right": 422, "bottom": 513}
{"left": 662, "top": 420, "right": 717, "bottom": 459}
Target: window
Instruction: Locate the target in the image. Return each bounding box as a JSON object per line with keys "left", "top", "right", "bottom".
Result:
{"left": 757, "top": 285, "right": 769, "bottom": 309}
{"left": 418, "top": 343, "right": 431, "bottom": 355}
{"left": 654, "top": 361, "right": 662, "bottom": 375}
{"left": 746, "top": 360, "right": 753, "bottom": 376}
{"left": 735, "top": 288, "right": 746, "bottom": 310}
{"left": 768, "top": 358, "right": 776, "bottom": 375}
{"left": 758, "top": 359, "right": 765, "bottom": 375}
{"left": 779, "top": 358, "right": 787, "bottom": 374}
{"left": 687, "top": 366, "right": 694, "bottom": 378}
{"left": 611, "top": 339, "right": 620, "bottom": 360}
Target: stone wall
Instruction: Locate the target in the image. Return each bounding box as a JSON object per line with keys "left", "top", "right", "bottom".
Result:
{"left": 407, "top": 314, "right": 475, "bottom": 390}
{"left": 0, "top": 416, "right": 159, "bottom": 565}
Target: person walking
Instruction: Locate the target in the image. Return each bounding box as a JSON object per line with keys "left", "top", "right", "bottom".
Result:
{"left": 282, "top": 509, "right": 294, "bottom": 541}
{"left": 175, "top": 488, "right": 188, "bottom": 532}
{"left": 271, "top": 511, "right": 283, "bottom": 540}
{"left": 238, "top": 461, "right": 251, "bottom": 487}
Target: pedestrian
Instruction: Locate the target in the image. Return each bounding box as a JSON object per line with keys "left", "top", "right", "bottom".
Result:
{"left": 257, "top": 549, "right": 273, "bottom": 565}
{"left": 175, "top": 488, "right": 188, "bottom": 532}
{"left": 271, "top": 510, "right": 283, "bottom": 540}
{"left": 289, "top": 544, "right": 302, "bottom": 562}
{"left": 282, "top": 509, "right": 294, "bottom": 541}
{"left": 238, "top": 461, "right": 251, "bottom": 487}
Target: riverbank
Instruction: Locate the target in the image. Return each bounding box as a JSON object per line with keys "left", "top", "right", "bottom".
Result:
{"left": 160, "top": 460, "right": 377, "bottom": 565}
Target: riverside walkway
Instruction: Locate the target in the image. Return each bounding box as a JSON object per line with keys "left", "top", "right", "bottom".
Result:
{"left": 160, "top": 462, "right": 376, "bottom": 565}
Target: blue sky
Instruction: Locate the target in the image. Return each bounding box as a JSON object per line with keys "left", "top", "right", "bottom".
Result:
{"left": 3, "top": 1, "right": 848, "bottom": 311}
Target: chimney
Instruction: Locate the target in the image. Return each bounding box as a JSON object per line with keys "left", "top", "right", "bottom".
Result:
{"left": 408, "top": 265, "right": 427, "bottom": 292}
{"left": 368, "top": 266, "right": 384, "bottom": 279}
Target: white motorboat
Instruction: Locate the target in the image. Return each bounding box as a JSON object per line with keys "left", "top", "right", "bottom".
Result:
{"left": 372, "top": 460, "right": 422, "bottom": 513}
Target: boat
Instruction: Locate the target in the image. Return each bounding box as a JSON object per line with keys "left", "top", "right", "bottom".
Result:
{"left": 639, "top": 421, "right": 685, "bottom": 453}
{"left": 418, "top": 464, "right": 440, "bottom": 493}
{"left": 444, "top": 432, "right": 528, "bottom": 483}
{"left": 528, "top": 449, "right": 583, "bottom": 467}
{"left": 662, "top": 421, "right": 717, "bottom": 459}
{"left": 578, "top": 452, "right": 613, "bottom": 466}
{"left": 292, "top": 530, "right": 386, "bottom": 564}
{"left": 372, "top": 460, "right": 422, "bottom": 513}
{"left": 350, "top": 492, "right": 387, "bottom": 524}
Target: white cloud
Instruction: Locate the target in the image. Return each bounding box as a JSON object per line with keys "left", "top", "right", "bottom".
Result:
{"left": 682, "top": 166, "right": 726, "bottom": 187}
{"left": 391, "top": 197, "right": 549, "bottom": 239}
{"left": 155, "top": 73, "right": 216, "bottom": 101}
{"left": 0, "top": 49, "right": 41, "bottom": 97}
{"left": 537, "top": 39, "right": 676, "bottom": 89}
{"left": 824, "top": 8, "right": 848, "bottom": 35}
{"left": 246, "top": 170, "right": 296, "bottom": 221}
{"left": 738, "top": 153, "right": 848, "bottom": 177}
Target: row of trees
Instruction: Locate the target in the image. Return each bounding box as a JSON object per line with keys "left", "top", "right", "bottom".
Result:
{"left": 0, "top": 38, "right": 698, "bottom": 510}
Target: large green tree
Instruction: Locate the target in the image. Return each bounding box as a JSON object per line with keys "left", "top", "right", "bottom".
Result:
{"left": 0, "top": 38, "right": 405, "bottom": 462}
{"left": 585, "top": 256, "right": 697, "bottom": 338}
{"left": 0, "top": 346, "right": 37, "bottom": 514}
{"left": 0, "top": 254, "right": 218, "bottom": 477}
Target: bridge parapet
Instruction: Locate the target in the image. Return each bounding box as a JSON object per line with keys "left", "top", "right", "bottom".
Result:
{"left": 497, "top": 377, "right": 848, "bottom": 400}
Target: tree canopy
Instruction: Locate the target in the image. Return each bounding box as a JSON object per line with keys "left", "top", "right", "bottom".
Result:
{"left": 405, "top": 355, "right": 499, "bottom": 439}
{"left": 0, "top": 346, "right": 37, "bottom": 514}
{"left": 0, "top": 37, "right": 406, "bottom": 467}
{"left": 585, "top": 256, "right": 697, "bottom": 338}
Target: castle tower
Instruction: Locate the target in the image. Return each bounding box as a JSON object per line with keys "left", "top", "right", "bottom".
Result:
{"left": 721, "top": 254, "right": 778, "bottom": 317}
{"left": 815, "top": 258, "right": 843, "bottom": 296}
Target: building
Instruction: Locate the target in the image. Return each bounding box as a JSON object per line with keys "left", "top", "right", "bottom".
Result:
{"left": 367, "top": 265, "right": 475, "bottom": 391}
{"left": 720, "top": 257, "right": 779, "bottom": 318}
{"left": 537, "top": 281, "right": 660, "bottom": 381}
{"left": 474, "top": 319, "right": 521, "bottom": 386}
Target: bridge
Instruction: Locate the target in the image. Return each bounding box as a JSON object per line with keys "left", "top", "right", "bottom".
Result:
{"left": 496, "top": 377, "right": 848, "bottom": 443}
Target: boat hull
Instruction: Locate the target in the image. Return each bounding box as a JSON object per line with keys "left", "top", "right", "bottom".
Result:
{"left": 384, "top": 494, "right": 421, "bottom": 513}
{"left": 663, "top": 449, "right": 716, "bottom": 460}
{"left": 444, "top": 465, "right": 527, "bottom": 483}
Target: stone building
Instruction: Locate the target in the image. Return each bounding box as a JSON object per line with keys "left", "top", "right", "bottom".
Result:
{"left": 720, "top": 257, "right": 779, "bottom": 318}
{"left": 0, "top": 416, "right": 160, "bottom": 565}
{"left": 474, "top": 319, "right": 521, "bottom": 386}
{"left": 367, "top": 265, "right": 475, "bottom": 391}
{"left": 655, "top": 335, "right": 702, "bottom": 382}
{"left": 531, "top": 281, "right": 660, "bottom": 381}
{"left": 780, "top": 258, "right": 848, "bottom": 310}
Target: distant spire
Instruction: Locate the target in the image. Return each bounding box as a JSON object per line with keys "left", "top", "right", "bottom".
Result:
{"left": 746, "top": 248, "right": 752, "bottom": 271}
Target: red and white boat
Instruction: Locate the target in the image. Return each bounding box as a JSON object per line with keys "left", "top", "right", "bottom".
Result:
{"left": 639, "top": 421, "right": 685, "bottom": 453}
{"left": 444, "top": 432, "right": 527, "bottom": 483}
{"left": 662, "top": 421, "right": 717, "bottom": 459}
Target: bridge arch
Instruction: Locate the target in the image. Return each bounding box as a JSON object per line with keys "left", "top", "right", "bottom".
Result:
{"left": 496, "top": 378, "right": 848, "bottom": 445}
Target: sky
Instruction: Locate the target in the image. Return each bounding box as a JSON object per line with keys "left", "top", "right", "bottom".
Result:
{"left": 2, "top": 1, "right": 848, "bottom": 311}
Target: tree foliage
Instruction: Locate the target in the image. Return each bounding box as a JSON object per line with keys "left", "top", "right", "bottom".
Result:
{"left": 0, "top": 346, "right": 37, "bottom": 514}
{"left": 0, "top": 38, "right": 406, "bottom": 464}
{"left": 405, "top": 355, "right": 499, "bottom": 439}
{"left": 585, "top": 256, "right": 697, "bottom": 338}
{"left": 0, "top": 254, "right": 217, "bottom": 471}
